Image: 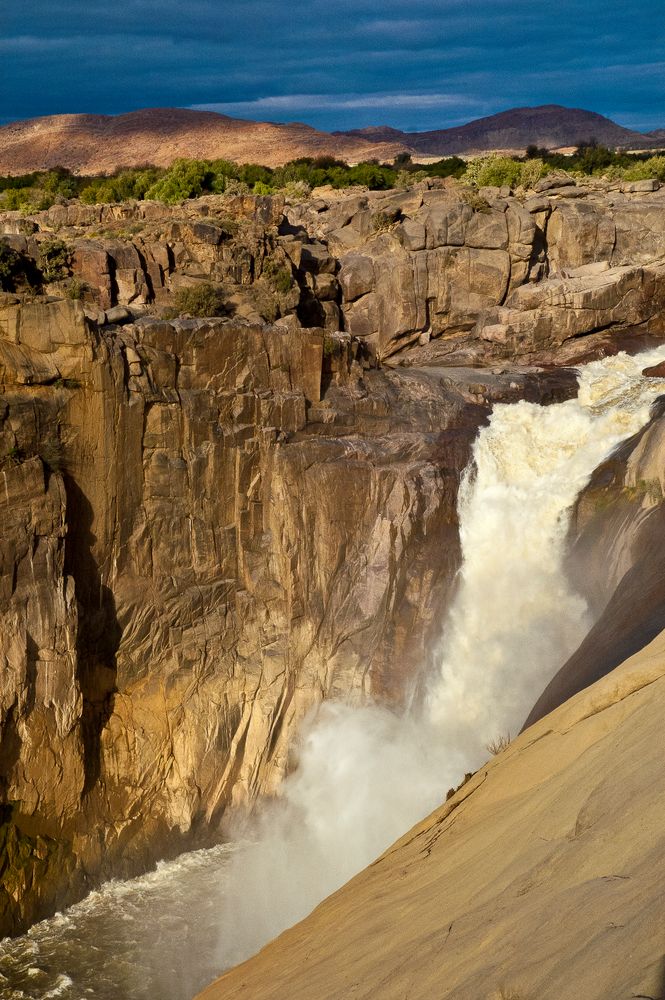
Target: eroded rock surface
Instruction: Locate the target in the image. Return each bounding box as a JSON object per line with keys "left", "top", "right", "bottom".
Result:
{"left": 0, "top": 294, "right": 500, "bottom": 933}
{"left": 199, "top": 632, "right": 665, "bottom": 1000}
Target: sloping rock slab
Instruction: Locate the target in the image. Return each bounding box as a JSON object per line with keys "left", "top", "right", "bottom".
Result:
{"left": 199, "top": 632, "right": 665, "bottom": 1000}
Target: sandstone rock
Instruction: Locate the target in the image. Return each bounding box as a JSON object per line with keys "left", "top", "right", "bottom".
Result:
{"left": 338, "top": 254, "right": 374, "bottom": 301}
{"left": 524, "top": 195, "right": 551, "bottom": 214}
{"left": 199, "top": 632, "right": 665, "bottom": 1000}
{"left": 104, "top": 305, "right": 134, "bottom": 325}
{"left": 621, "top": 178, "right": 660, "bottom": 193}
{"left": 642, "top": 361, "right": 665, "bottom": 377}
{"left": 534, "top": 173, "right": 577, "bottom": 192}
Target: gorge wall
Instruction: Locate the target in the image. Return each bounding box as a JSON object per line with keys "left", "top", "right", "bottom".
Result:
{"left": 1, "top": 175, "right": 665, "bottom": 935}
{"left": 0, "top": 297, "right": 487, "bottom": 934}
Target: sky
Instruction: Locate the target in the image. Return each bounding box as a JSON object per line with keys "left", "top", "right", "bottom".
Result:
{"left": 3, "top": 0, "right": 665, "bottom": 133}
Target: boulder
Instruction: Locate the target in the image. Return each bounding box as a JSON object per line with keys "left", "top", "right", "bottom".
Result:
{"left": 642, "top": 361, "right": 665, "bottom": 377}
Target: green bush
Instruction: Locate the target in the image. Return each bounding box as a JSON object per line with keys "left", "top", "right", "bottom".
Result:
{"left": 145, "top": 159, "right": 212, "bottom": 204}
{"left": 263, "top": 259, "right": 293, "bottom": 293}
{"left": 162, "top": 282, "right": 228, "bottom": 318}
{"left": 0, "top": 243, "right": 24, "bottom": 289}
{"left": 464, "top": 155, "right": 523, "bottom": 189}
{"left": 0, "top": 242, "right": 40, "bottom": 290}
{"left": 66, "top": 277, "right": 87, "bottom": 300}
{"left": 463, "top": 155, "right": 548, "bottom": 190}
{"left": 39, "top": 238, "right": 71, "bottom": 283}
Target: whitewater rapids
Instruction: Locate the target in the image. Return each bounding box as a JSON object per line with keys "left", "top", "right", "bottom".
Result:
{"left": 1, "top": 349, "right": 664, "bottom": 998}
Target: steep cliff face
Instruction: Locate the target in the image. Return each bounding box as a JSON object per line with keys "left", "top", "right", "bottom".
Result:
{"left": 0, "top": 293, "right": 499, "bottom": 933}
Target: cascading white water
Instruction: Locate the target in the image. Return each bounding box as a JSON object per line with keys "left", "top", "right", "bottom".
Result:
{"left": 2, "top": 349, "right": 665, "bottom": 998}
{"left": 428, "top": 348, "right": 665, "bottom": 761}
{"left": 215, "top": 348, "right": 665, "bottom": 969}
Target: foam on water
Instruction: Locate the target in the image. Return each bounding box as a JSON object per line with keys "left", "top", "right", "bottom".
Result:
{"left": 0, "top": 845, "right": 234, "bottom": 999}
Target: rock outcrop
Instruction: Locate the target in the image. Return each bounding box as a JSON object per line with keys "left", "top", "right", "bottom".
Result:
{"left": 199, "top": 630, "right": 665, "bottom": 1000}
{"left": 4, "top": 180, "right": 665, "bottom": 370}
{"left": 288, "top": 180, "right": 665, "bottom": 363}
{"left": 526, "top": 399, "right": 665, "bottom": 726}
{"left": 0, "top": 180, "right": 664, "bottom": 936}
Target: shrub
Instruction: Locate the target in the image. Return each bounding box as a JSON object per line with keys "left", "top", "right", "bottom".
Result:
{"left": 145, "top": 159, "right": 212, "bottom": 204}
{"left": 459, "top": 189, "right": 492, "bottom": 213}
{"left": 0, "top": 242, "right": 40, "bottom": 291}
{"left": 0, "top": 243, "right": 24, "bottom": 289}
{"left": 66, "top": 277, "right": 87, "bottom": 300}
{"left": 425, "top": 156, "right": 466, "bottom": 179}
{"left": 282, "top": 180, "right": 311, "bottom": 201}
{"left": 519, "top": 157, "right": 547, "bottom": 188}
{"left": 223, "top": 179, "right": 251, "bottom": 197}
{"left": 464, "top": 155, "right": 523, "bottom": 189}
{"left": 39, "top": 238, "right": 71, "bottom": 283}
{"left": 263, "top": 259, "right": 293, "bottom": 293}
{"left": 486, "top": 733, "right": 511, "bottom": 756}
{"left": 345, "top": 162, "right": 396, "bottom": 190}
{"left": 162, "top": 282, "right": 228, "bottom": 318}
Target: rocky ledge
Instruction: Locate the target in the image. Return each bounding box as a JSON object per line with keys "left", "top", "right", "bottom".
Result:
{"left": 3, "top": 175, "right": 665, "bottom": 369}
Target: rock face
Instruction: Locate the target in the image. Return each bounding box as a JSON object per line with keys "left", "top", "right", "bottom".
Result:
{"left": 526, "top": 400, "right": 665, "bottom": 726}
{"left": 0, "top": 293, "right": 497, "bottom": 934}
{"left": 285, "top": 181, "right": 665, "bottom": 363}
{"left": 199, "top": 631, "right": 665, "bottom": 1000}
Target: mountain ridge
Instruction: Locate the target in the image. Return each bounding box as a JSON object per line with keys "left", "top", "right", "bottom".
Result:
{"left": 336, "top": 103, "right": 661, "bottom": 155}
{"left": 0, "top": 104, "right": 663, "bottom": 176}
{"left": 0, "top": 107, "right": 411, "bottom": 174}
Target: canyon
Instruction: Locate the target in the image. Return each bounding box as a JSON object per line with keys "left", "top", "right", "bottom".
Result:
{"left": 1, "top": 171, "right": 665, "bottom": 999}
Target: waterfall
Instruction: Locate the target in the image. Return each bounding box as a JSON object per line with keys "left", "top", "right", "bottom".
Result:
{"left": 427, "top": 348, "right": 665, "bottom": 759}
{"left": 3, "top": 350, "right": 665, "bottom": 998}
{"left": 214, "top": 348, "right": 665, "bottom": 967}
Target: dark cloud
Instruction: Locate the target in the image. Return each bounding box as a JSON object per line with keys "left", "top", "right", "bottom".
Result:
{"left": 4, "top": 0, "right": 665, "bottom": 131}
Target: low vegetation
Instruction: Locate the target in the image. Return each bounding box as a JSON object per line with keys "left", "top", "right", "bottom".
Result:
{"left": 161, "top": 282, "right": 228, "bottom": 319}
{"left": 1, "top": 142, "right": 664, "bottom": 215}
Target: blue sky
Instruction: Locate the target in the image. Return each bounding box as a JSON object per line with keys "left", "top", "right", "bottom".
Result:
{"left": 4, "top": 0, "right": 665, "bottom": 132}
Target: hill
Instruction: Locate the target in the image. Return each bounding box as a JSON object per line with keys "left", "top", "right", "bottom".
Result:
{"left": 0, "top": 107, "right": 411, "bottom": 175}
{"left": 339, "top": 103, "right": 659, "bottom": 156}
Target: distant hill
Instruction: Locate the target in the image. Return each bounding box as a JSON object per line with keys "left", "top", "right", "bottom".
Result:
{"left": 0, "top": 107, "right": 411, "bottom": 175}
{"left": 337, "top": 104, "right": 661, "bottom": 156}
{"left": 0, "top": 104, "right": 662, "bottom": 176}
